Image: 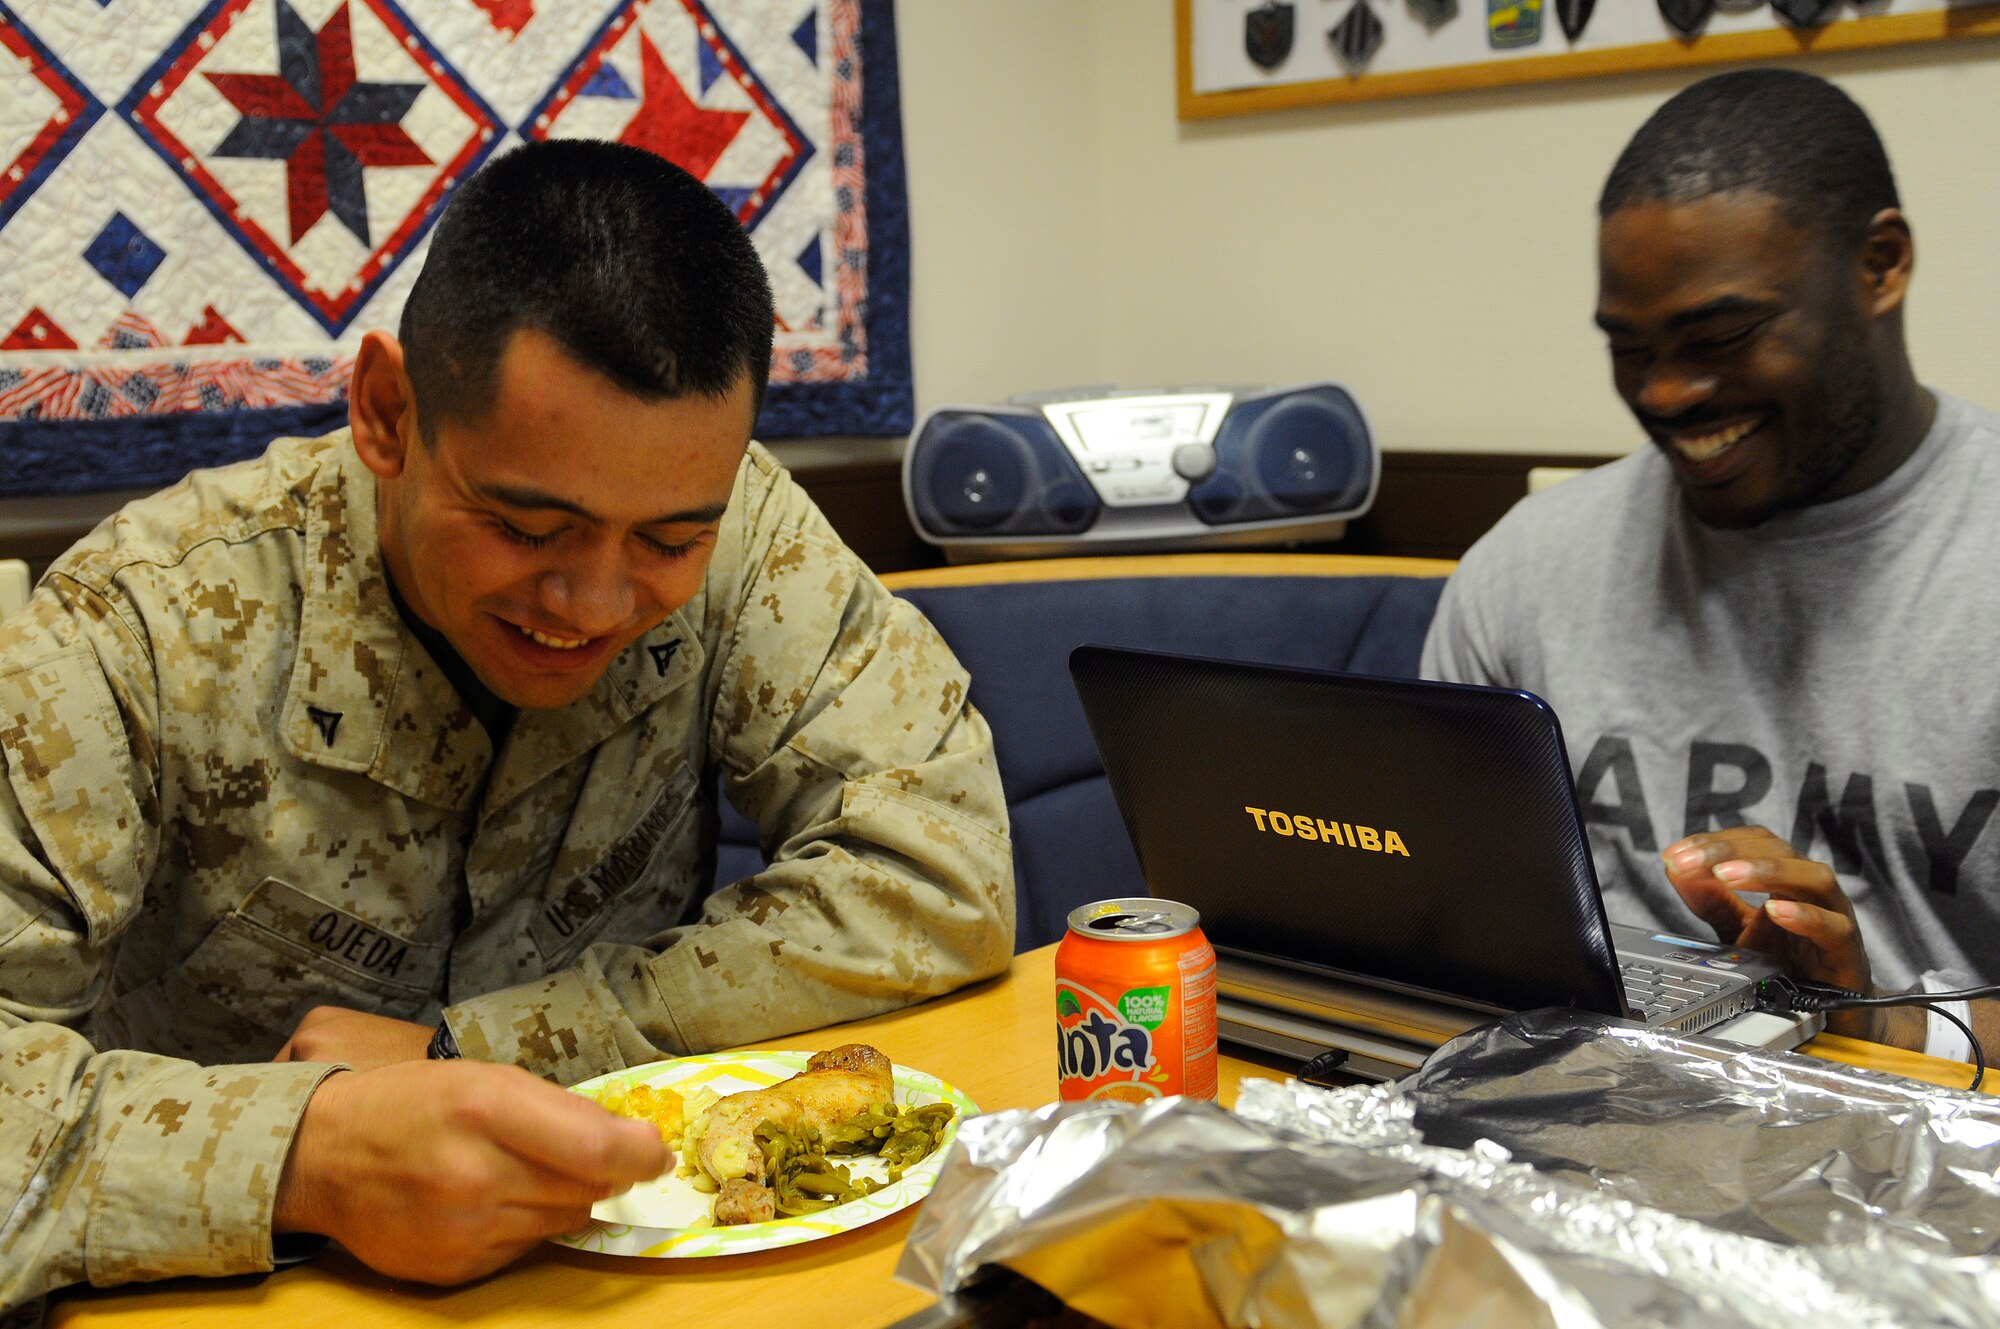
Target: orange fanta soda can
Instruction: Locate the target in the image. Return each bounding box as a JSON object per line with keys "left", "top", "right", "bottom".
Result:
{"left": 1056, "top": 898, "right": 1217, "bottom": 1103}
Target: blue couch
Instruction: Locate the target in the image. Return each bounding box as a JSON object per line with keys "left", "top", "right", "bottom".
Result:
{"left": 713, "top": 553, "right": 1453, "bottom": 952}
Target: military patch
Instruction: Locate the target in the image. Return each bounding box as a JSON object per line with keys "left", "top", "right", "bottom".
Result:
{"left": 1245, "top": 1, "right": 1296, "bottom": 70}
{"left": 235, "top": 877, "right": 446, "bottom": 992}
{"left": 1488, "top": 0, "right": 1543, "bottom": 49}
{"left": 306, "top": 705, "right": 342, "bottom": 746}
{"left": 530, "top": 777, "right": 692, "bottom": 963}
{"left": 1657, "top": 0, "right": 1713, "bottom": 35}
{"left": 1555, "top": 0, "right": 1594, "bottom": 41}
{"left": 649, "top": 639, "right": 682, "bottom": 677}
{"left": 1408, "top": 0, "right": 1459, "bottom": 28}
{"left": 1329, "top": 0, "right": 1385, "bottom": 70}
{"left": 1770, "top": 0, "right": 1836, "bottom": 24}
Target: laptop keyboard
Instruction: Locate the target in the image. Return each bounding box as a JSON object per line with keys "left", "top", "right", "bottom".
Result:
{"left": 1618, "top": 960, "right": 1727, "bottom": 1022}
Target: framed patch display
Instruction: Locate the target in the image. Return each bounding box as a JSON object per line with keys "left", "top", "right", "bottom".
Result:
{"left": 1179, "top": 0, "right": 2000, "bottom": 120}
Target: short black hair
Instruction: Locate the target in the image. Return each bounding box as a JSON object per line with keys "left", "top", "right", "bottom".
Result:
{"left": 400, "top": 139, "right": 774, "bottom": 439}
{"left": 1599, "top": 69, "right": 1899, "bottom": 250}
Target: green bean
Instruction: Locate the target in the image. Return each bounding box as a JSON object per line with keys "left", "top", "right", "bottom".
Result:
{"left": 743, "top": 1102, "right": 958, "bottom": 1216}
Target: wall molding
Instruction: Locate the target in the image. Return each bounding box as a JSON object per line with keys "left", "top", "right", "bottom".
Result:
{"left": 0, "top": 443, "right": 1621, "bottom": 580}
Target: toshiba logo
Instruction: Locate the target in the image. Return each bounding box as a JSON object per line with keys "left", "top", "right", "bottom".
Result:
{"left": 1245, "top": 806, "right": 1410, "bottom": 857}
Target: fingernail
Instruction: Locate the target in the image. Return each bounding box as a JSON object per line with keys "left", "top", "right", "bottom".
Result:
{"left": 1713, "top": 861, "right": 1753, "bottom": 883}
{"left": 1668, "top": 847, "right": 1706, "bottom": 872}
{"left": 1767, "top": 901, "right": 1801, "bottom": 923}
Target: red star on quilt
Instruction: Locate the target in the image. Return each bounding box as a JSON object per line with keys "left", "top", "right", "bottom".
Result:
{"left": 182, "top": 306, "right": 245, "bottom": 345}
{"left": 471, "top": 0, "right": 534, "bottom": 38}
{"left": 617, "top": 28, "right": 748, "bottom": 180}
{"left": 205, "top": 0, "right": 432, "bottom": 245}
{"left": 2, "top": 307, "right": 76, "bottom": 351}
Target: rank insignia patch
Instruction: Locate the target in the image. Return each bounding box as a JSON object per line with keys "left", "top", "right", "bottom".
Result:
{"left": 306, "top": 706, "right": 343, "bottom": 746}
{"left": 1245, "top": 2, "right": 1296, "bottom": 70}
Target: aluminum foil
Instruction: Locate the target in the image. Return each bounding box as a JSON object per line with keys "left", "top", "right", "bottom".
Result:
{"left": 897, "top": 1010, "right": 2000, "bottom": 1328}
{"left": 1402, "top": 1011, "right": 2000, "bottom": 1256}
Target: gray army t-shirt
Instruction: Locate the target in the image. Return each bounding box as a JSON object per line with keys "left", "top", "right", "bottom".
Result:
{"left": 1422, "top": 391, "right": 2000, "bottom": 990}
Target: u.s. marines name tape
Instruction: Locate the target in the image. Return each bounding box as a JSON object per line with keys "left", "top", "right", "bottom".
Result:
{"left": 529, "top": 782, "right": 689, "bottom": 963}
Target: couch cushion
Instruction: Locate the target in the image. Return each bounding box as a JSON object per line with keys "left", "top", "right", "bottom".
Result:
{"left": 896, "top": 574, "right": 1444, "bottom": 807}
{"left": 713, "top": 564, "right": 1449, "bottom": 952}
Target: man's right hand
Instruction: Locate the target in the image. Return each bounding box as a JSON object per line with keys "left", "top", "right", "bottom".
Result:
{"left": 274, "top": 1060, "right": 668, "bottom": 1284}
{"left": 1663, "top": 825, "right": 1870, "bottom": 993}
{"left": 1661, "top": 825, "right": 1923, "bottom": 1045}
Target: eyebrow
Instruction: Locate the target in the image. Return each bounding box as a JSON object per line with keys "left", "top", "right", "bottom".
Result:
{"left": 1595, "top": 294, "right": 1777, "bottom": 335}
{"left": 474, "top": 482, "right": 730, "bottom": 527}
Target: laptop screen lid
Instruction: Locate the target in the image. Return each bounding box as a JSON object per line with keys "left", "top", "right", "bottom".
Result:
{"left": 1068, "top": 644, "right": 1628, "bottom": 1019}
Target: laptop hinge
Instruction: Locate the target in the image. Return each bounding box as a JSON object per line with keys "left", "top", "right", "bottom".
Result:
{"left": 1217, "top": 997, "right": 1436, "bottom": 1082}
{"left": 1216, "top": 952, "right": 1495, "bottom": 1048}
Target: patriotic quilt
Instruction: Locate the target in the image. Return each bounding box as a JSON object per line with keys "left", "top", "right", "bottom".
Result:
{"left": 0, "top": 0, "right": 910, "bottom": 497}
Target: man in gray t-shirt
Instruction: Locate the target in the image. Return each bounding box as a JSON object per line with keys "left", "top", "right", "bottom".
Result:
{"left": 1423, "top": 69, "right": 1997, "bottom": 1059}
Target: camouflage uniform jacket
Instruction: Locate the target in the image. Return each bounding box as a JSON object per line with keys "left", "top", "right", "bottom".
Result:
{"left": 0, "top": 431, "right": 1013, "bottom": 1307}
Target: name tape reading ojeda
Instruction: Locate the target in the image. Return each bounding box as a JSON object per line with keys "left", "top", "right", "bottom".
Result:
{"left": 1245, "top": 807, "right": 1410, "bottom": 856}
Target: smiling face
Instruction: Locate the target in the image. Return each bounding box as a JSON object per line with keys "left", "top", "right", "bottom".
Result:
{"left": 355, "top": 328, "right": 753, "bottom": 710}
{"left": 1596, "top": 191, "right": 1897, "bottom": 529}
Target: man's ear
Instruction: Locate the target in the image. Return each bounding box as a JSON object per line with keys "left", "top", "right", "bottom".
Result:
{"left": 349, "top": 331, "right": 419, "bottom": 479}
{"left": 1858, "top": 207, "right": 1915, "bottom": 320}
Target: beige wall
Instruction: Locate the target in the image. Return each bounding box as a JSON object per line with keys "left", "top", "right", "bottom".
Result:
{"left": 896, "top": 1, "right": 1106, "bottom": 414}
{"left": 898, "top": 5, "right": 2000, "bottom": 457}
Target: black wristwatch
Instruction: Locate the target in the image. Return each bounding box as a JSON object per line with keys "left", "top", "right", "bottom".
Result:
{"left": 426, "top": 1021, "right": 461, "bottom": 1060}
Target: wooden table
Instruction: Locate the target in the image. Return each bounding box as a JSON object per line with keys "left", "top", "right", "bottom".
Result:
{"left": 48, "top": 944, "right": 1981, "bottom": 1329}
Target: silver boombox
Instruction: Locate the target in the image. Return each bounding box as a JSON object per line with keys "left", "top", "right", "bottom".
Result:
{"left": 902, "top": 384, "right": 1379, "bottom": 561}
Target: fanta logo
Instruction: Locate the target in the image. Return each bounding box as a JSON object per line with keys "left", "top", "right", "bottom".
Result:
{"left": 1056, "top": 1006, "right": 1153, "bottom": 1081}
{"left": 1244, "top": 806, "right": 1409, "bottom": 856}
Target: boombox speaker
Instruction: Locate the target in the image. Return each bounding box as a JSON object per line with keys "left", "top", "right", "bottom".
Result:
{"left": 903, "top": 384, "right": 1378, "bottom": 560}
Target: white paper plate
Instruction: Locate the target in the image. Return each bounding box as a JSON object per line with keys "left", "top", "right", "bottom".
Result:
{"left": 552, "top": 1049, "right": 977, "bottom": 1258}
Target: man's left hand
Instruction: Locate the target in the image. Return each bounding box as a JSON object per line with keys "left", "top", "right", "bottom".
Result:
{"left": 276, "top": 1005, "right": 437, "bottom": 1065}
{"left": 1662, "top": 825, "right": 1912, "bottom": 1044}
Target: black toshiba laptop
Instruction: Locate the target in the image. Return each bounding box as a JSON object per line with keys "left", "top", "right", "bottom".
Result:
{"left": 1068, "top": 645, "right": 1797, "bottom": 1079}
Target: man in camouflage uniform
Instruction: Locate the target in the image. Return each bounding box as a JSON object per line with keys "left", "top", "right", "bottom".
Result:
{"left": 0, "top": 142, "right": 1012, "bottom": 1311}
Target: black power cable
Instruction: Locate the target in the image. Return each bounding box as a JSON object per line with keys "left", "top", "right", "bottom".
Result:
{"left": 1756, "top": 977, "right": 1998, "bottom": 1092}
